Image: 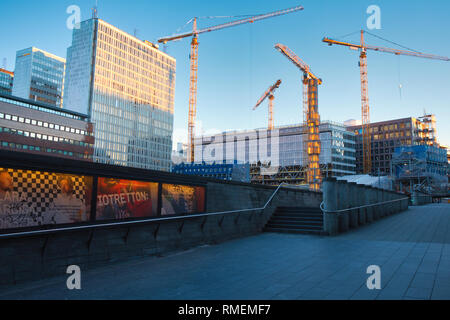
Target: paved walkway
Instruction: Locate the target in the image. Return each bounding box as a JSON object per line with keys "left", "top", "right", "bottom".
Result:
{"left": 0, "top": 204, "right": 449, "bottom": 300}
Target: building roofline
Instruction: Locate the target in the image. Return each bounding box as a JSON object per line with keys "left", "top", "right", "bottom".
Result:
{"left": 78, "top": 18, "right": 176, "bottom": 62}
{"left": 0, "top": 92, "right": 89, "bottom": 119}
{"left": 16, "top": 47, "right": 66, "bottom": 63}
{"left": 346, "top": 117, "right": 413, "bottom": 129}
{"left": 0, "top": 68, "right": 14, "bottom": 76}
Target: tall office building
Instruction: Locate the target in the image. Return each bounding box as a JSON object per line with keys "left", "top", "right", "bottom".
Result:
{"left": 0, "top": 68, "right": 14, "bottom": 95}
{"left": 63, "top": 18, "right": 176, "bottom": 171}
{"left": 12, "top": 47, "right": 66, "bottom": 107}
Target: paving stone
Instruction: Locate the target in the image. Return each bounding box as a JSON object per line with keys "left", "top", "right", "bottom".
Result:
{"left": 0, "top": 204, "right": 449, "bottom": 300}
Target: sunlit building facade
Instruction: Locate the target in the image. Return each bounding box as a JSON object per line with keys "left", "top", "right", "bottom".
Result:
{"left": 63, "top": 18, "right": 176, "bottom": 171}
{"left": 12, "top": 47, "right": 65, "bottom": 107}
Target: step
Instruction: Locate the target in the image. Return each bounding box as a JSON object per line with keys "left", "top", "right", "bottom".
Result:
{"left": 269, "top": 220, "right": 323, "bottom": 227}
{"left": 271, "top": 216, "right": 323, "bottom": 222}
{"left": 277, "top": 207, "right": 322, "bottom": 213}
{"left": 263, "top": 227, "right": 323, "bottom": 235}
{"left": 273, "top": 213, "right": 323, "bottom": 219}
{"left": 266, "top": 223, "right": 323, "bottom": 230}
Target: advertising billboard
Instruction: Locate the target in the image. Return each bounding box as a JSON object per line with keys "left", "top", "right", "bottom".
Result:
{"left": 96, "top": 178, "right": 158, "bottom": 220}
{"left": 161, "top": 184, "right": 206, "bottom": 216}
{"left": 0, "top": 168, "right": 92, "bottom": 230}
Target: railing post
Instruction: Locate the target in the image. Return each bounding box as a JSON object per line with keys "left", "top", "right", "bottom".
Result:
{"left": 337, "top": 180, "right": 349, "bottom": 233}
{"left": 365, "top": 186, "right": 374, "bottom": 223}
{"left": 323, "top": 178, "right": 339, "bottom": 236}
{"left": 348, "top": 182, "right": 359, "bottom": 228}
{"left": 373, "top": 188, "right": 381, "bottom": 220}
{"left": 356, "top": 184, "right": 367, "bottom": 225}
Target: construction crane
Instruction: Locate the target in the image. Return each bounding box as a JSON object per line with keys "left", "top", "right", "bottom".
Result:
{"left": 323, "top": 30, "right": 450, "bottom": 174}
{"left": 253, "top": 80, "right": 282, "bottom": 130}
{"left": 158, "top": 5, "right": 304, "bottom": 162}
{"left": 275, "top": 44, "right": 322, "bottom": 191}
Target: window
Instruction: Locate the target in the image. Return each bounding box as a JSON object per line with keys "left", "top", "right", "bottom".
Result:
{"left": 31, "top": 120, "right": 37, "bottom": 125}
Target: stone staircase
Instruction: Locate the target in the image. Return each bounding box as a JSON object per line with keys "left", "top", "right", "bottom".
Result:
{"left": 264, "top": 206, "right": 324, "bottom": 235}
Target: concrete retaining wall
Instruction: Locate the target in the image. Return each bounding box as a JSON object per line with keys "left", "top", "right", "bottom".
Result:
{"left": 411, "top": 191, "right": 432, "bottom": 206}
{"left": 0, "top": 181, "right": 322, "bottom": 286}
{"left": 322, "top": 178, "right": 409, "bottom": 236}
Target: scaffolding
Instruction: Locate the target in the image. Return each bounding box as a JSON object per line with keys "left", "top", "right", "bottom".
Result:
{"left": 392, "top": 145, "right": 448, "bottom": 195}
{"left": 250, "top": 163, "right": 331, "bottom": 187}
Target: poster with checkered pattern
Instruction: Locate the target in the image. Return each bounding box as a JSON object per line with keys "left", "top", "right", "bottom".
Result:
{"left": 0, "top": 168, "right": 92, "bottom": 230}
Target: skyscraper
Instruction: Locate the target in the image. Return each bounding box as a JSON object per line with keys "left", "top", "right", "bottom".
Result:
{"left": 12, "top": 47, "right": 66, "bottom": 107}
{"left": 63, "top": 18, "right": 176, "bottom": 171}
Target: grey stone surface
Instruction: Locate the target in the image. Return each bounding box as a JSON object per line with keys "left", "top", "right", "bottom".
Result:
{"left": 0, "top": 204, "right": 449, "bottom": 300}
{"left": 0, "top": 183, "right": 322, "bottom": 286}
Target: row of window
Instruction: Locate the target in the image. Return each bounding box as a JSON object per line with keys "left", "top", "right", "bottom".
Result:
{"left": 0, "top": 96, "right": 86, "bottom": 121}
{"left": 98, "top": 22, "right": 175, "bottom": 68}
{"left": 0, "top": 126, "right": 94, "bottom": 148}
{"left": 0, "top": 140, "right": 92, "bottom": 159}
{"left": 0, "top": 111, "right": 92, "bottom": 136}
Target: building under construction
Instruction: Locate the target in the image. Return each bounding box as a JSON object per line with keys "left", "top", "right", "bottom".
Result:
{"left": 346, "top": 114, "right": 440, "bottom": 175}
{"left": 194, "top": 121, "right": 356, "bottom": 187}
{"left": 392, "top": 145, "right": 448, "bottom": 195}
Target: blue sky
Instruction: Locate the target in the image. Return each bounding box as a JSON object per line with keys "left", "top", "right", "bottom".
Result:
{"left": 1, "top": 0, "right": 449, "bottom": 147}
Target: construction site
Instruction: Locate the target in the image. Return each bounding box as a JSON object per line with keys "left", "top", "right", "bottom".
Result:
{"left": 161, "top": 4, "right": 450, "bottom": 197}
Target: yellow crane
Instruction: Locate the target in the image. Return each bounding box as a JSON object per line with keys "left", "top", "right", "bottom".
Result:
{"left": 158, "top": 5, "right": 305, "bottom": 162}
{"left": 275, "top": 44, "right": 322, "bottom": 191}
{"left": 323, "top": 30, "right": 450, "bottom": 174}
{"left": 253, "top": 80, "right": 282, "bottom": 130}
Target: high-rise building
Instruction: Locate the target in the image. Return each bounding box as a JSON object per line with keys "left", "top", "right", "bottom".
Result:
{"left": 12, "top": 47, "right": 66, "bottom": 107}
{"left": 0, "top": 69, "right": 14, "bottom": 95}
{"left": 194, "top": 121, "right": 356, "bottom": 186}
{"left": 346, "top": 114, "right": 440, "bottom": 175}
{"left": 63, "top": 18, "right": 176, "bottom": 171}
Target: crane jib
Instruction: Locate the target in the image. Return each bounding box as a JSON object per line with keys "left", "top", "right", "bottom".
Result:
{"left": 157, "top": 4, "right": 304, "bottom": 43}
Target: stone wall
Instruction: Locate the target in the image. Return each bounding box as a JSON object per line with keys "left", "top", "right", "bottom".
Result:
{"left": 322, "top": 178, "right": 409, "bottom": 236}
{"left": 0, "top": 181, "right": 322, "bottom": 286}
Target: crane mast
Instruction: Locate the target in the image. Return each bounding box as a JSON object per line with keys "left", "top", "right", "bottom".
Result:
{"left": 323, "top": 30, "right": 450, "bottom": 174}
{"left": 359, "top": 31, "right": 371, "bottom": 174}
{"left": 158, "top": 5, "right": 304, "bottom": 162}
{"left": 253, "top": 79, "right": 282, "bottom": 130}
{"left": 275, "top": 44, "right": 322, "bottom": 190}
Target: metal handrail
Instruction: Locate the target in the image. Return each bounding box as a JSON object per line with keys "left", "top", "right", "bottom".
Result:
{"left": 0, "top": 183, "right": 298, "bottom": 239}
{"left": 320, "top": 197, "right": 409, "bottom": 215}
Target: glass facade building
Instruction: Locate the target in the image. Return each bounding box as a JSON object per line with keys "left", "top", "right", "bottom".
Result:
{"left": 12, "top": 47, "right": 66, "bottom": 107}
{"left": 0, "top": 69, "right": 14, "bottom": 95}
{"left": 63, "top": 18, "right": 176, "bottom": 171}
{"left": 194, "top": 121, "right": 356, "bottom": 185}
